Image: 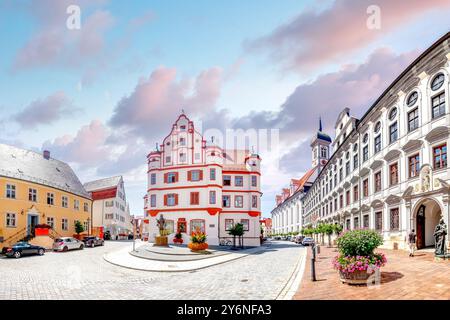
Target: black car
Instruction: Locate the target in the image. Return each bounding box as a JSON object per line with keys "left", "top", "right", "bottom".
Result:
{"left": 3, "top": 242, "right": 45, "bottom": 259}
{"left": 82, "top": 236, "right": 104, "bottom": 248}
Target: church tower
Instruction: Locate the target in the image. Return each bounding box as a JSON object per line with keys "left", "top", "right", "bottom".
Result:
{"left": 311, "top": 117, "right": 332, "bottom": 172}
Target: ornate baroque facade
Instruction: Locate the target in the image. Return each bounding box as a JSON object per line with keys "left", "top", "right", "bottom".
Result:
{"left": 303, "top": 32, "right": 450, "bottom": 250}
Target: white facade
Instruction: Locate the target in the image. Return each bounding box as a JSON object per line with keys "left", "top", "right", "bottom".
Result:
{"left": 303, "top": 33, "right": 450, "bottom": 251}
{"left": 144, "top": 114, "right": 262, "bottom": 246}
{"left": 84, "top": 176, "right": 133, "bottom": 238}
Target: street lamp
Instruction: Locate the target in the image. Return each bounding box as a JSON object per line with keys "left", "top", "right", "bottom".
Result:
{"left": 86, "top": 217, "right": 91, "bottom": 236}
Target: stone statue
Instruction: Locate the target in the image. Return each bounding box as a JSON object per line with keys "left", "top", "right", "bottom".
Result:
{"left": 433, "top": 218, "right": 447, "bottom": 256}
{"left": 156, "top": 215, "right": 166, "bottom": 236}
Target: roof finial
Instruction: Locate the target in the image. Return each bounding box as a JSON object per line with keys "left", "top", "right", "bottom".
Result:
{"left": 181, "top": 108, "right": 185, "bottom": 115}
{"left": 319, "top": 117, "right": 323, "bottom": 132}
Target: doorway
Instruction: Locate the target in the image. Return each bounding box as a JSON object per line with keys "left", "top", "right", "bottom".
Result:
{"left": 27, "top": 214, "right": 39, "bottom": 237}
{"left": 415, "top": 200, "right": 441, "bottom": 249}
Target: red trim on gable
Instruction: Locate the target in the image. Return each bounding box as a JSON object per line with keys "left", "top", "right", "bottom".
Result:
{"left": 148, "top": 184, "right": 223, "bottom": 192}
{"left": 223, "top": 170, "right": 261, "bottom": 176}
{"left": 91, "top": 187, "right": 117, "bottom": 200}
{"left": 148, "top": 163, "right": 222, "bottom": 173}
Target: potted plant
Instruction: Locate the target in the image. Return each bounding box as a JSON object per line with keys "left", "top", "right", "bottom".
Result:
{"left": 173, "top": 232, "right": 183, "bottom": 244}
{"left": 188, "top": 228, "right": 208, "bottom": 251}
{"left": 73, "top": 220, "right": 85, "bottom": 239}
{"left": 333, "top": 229, "right": 387, "bottom": 285}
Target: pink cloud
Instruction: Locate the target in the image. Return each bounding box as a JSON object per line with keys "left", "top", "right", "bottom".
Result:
{"left": 13, "top": 91, "right": 78, "bottom": 129}
{"left": 109, "top": 66, "right": 223, "bottom": 137}
{"left": 246, "top": 0, "right": 450, "bottom": 72}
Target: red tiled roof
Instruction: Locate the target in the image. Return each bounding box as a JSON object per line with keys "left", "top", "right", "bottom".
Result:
{"left": 274, "top": 166, "right": 317, "bottom": 208}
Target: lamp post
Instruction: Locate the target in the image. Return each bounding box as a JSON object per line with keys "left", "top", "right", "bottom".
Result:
{"left": 86, "top": 217, "right": 91, "bottom": 236}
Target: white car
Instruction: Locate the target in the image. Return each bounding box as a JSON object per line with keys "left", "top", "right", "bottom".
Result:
{"left": 301, "top": 237, "right": 315, "bottom": 246}
{"left": 52, "top": 237, "right": 84, "bottom": 252}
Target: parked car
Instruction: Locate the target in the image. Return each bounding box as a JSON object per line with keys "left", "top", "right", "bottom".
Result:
{"left": 295, "top": 235, "right": 305, "bottom": 244}
{"left": 301, "top": 237, "right": 315, "bottom": 246}
{"left": 2, "top": 242, "right": 45, "bottom": 259}
{"left": 53, "top": 237, "right": 84, "bottom": 252}
{"left": 82, "top": 236, "right": 104, "bottom": 248}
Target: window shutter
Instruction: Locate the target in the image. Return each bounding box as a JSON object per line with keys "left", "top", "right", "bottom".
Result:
{"left": 164, "top": 195, "right": 168, "bottom": 206}
{"left": 175, "top": 172, "right": 179, "bottom": 182}
{"left": 187, "top": 171, "right": 192, "bottom": 181}
{"left": 175, "top": 194, "right": 179, "bottom": 205}
{"left": 190, "top": 192, "right": 194, "bottom": 204}
{"left": 199, "top": 170, "right": 203, "bottom": 181}
{"left": 164, "top": 173, "right": 168, "bottom": 183}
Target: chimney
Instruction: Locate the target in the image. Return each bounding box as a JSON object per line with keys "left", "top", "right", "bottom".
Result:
{"left": 43, "top": 150, "right": 50, "bottom": 160}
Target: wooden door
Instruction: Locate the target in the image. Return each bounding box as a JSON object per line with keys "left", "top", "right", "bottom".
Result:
{"left": 416, "top": 205, "right": 426, "bottom": 249}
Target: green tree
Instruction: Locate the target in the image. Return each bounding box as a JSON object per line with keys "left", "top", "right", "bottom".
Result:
{"left": 74, "top": 220, "right": 85, "bottom": 235}
{"left": 228, "top": 223, "right": 245, "bottom": 248}
{"left": 323, "top": 224, "right": 334, "bottom": 247}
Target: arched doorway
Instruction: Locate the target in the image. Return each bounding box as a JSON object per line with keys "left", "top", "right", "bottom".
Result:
{"left": 415, "top": 199, "right": 442, "bottom": 249}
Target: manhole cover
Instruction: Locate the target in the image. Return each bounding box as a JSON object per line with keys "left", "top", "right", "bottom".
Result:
{"left": 240, "top": 279, "right": 249, "bottom": 282}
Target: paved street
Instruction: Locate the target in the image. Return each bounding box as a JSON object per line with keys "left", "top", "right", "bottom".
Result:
{"left": 294, "top": 245, "right": 450, "bottom": 300}
{"left": 0, "top": 241, "right": 305, "bottom": 300}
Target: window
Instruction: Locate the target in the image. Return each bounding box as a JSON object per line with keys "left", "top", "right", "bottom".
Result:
{"left": 407, "top": 91, "right": 418, "bottom": 107}
{"left": 339, "top": 194, "right": 343, "bottom": 209}
{"left": 363, "top": 146, "right": 369, "bottom": 162}
{"left": 433, "top": 144, "right": 447, "bottom": 170}
{"left": 375, "top": 212, "right": 383, "bottom": 231}
{"left": 62, "top": 218, "right": 68, "bottom": 231}
{"left": 190, "top": 219, "right": 205, "bottom": 233}
{"left": 251, "top": 175, "right": 257, "bottom": 187}
{"left": 165, "top": 220, "right": 174, "bottom": 234}
{"left": 431, "top": 73, "right": 445, "bottom": 91}
{"left": 210, "top": 168, "right": 216, "bottom": 181}
{"left": 374, "top": 135, "right": 381, "bottom": 154}
{"left": 195, "top": 153, "right": 200, "bottom": 160}
{"left": 388, "top": 108, "right": 397, "bottom": 120}
{"left": 165, "top": 156, "right": 171, "bottom": 163}
{"left": 345, "top": 161, "right": 350, "bottom": 176}
{"left": 166, "top": 194, "right": 178, "bottom": 206}
{"left": 354, "top": 217, "right": 359, "bottom": 229}
{"left": 374, "top": 171, "right": 382, "bottom": 193}
{"left": 235, "top": 176, "right": 243, "bottom": 187}
{"left": 353, "top": 185, "right": 359, "bottom": 202}
{"left": 334, "top": 198, "right": 338, "bottom": 212}
{"left": 105, "top": 200, "right": 114, "bottom": 207}
{"left": 363, "top": 133, "right": 368, "bottom": 144}
{"left": 179, "top": 153, "right": 186, "bottom": 162}
{"left": 223, "top": 175, "right": 231, "bottom": 186}
{"left": 252, "top": 195, "right": 258, "bottom": 208}
{"left": 353, "top": 154, "right": 358, "bottom": 170}
{"left": 225, "top": 219, "right": 234, "bottom": 231}
{"left": 321, "top": 146, "right": 328, "bottom": 158}
{"left": 346, "top": 219, "right": 351, "bottom": 230}
{"left": 339, "top": 168, "right": 343, "bottom": 182}
{"left": 84, "top": 221, "right": 89, "bottom": 231}
{"left": 389, "top": 122, "right": 398, "bottom": 144}
{"left": 6, "top": 184, "right": 16, "bottom": 199}
{"left": 390, "top": 208, "right": 399, "bottom": 231}
{"left": 345, "top": 190, "right": 350, "bottom": 206}
{"left": 61, "top": 196, "right": 68, "bottom": 208}
{"left": 389, "top": 163, "right": 399, "bottom": 186}
{"left": 363, "top": 179, "right": 369, "bottom": 197}
{"left": 47, "top": 217, "right": 54, "bottom": 228}
{"left": 408, "top": 108, "right": 419, "bottom": 132}
{"left": 190, "top": 192, "right": 200, "bottom": 205}
{"left": 74, "top": 200, "right": 80, "bottom": 211}
{"left": 150, "top": 173, "right": 156, "bottom": 185}
{"left": 150, "top": 194, "right": 156, "bottom": 207}
{"left": 179, "top": 137, "right": 186, "bottom": 146}
{"left": 28, "top": 188, "right": 37, "bottom": 202}
{"left": 431, "top": 93, "right": 445, "bottom": 119}
{"left": 241, "top": 219, "right": 249, "bottom": 231}
{"left": 105, "top": 213, "right": 113, "bottom": 220}
{"left": 409, "top": 154, "right": 420, "bottom": 178}
{"left": 209, "top": 191, "right": 216, "bottom": 204}
{"left": 189, "top": 170, "right": 202, "bottom": 181}
{"left": 222, "top": 195, "right": 231, "bottom": 207}
{"left": 166, "top": 172, "right": 178, "bottom": 183}
{"left": 6, "top": 213, "right": 16, "bottom": 227}
{"left": 374, "top": 121, "right": 381, "bottom": 133}
{"left": 47, "top": 193, "right": 54, "bottom": 205}
{"left": 353, "top": 143, "right": 358, "bottom": 152}
{"left": 363, "top": 215, "right": 369, "bottom": 228}
{"left": 234, "top": 195, "right": 243, "bottom": 208}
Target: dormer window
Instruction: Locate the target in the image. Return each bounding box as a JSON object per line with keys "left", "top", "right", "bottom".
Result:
{"left": 180, "top": 138, "right": 186, "bottom": 146}
{"left": 180, "top": 125, "right": 186, "bottom": 130}
{"left": 166, "top": 142, "right": 170, "bottom": 146}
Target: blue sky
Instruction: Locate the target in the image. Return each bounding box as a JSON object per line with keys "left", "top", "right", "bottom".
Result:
{"left": 1, "top": 0, "right": 450, "bottom": 217}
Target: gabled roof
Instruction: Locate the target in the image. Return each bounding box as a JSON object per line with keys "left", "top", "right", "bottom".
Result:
{"left": 83, "top": 176, "right": 122, "bottom": 192}
{"left": 0, "top": 143, "right": 90, "bottom": 199}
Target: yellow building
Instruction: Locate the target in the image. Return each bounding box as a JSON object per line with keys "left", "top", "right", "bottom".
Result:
{"left": 0, "top": 144, "right": 92, "bottom": 246}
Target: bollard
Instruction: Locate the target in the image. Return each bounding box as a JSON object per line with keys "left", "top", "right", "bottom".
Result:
{"left": 311, "top": 244, "right": 317, "bottom": 281}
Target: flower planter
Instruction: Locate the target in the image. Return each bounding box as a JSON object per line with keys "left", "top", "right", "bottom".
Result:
{"left": 188, "top": 242, "right": 208, "bottom": 251}
{"left": 173, "top": 238, "right": 183, "bottom": 244}
{"left": 338, "top": 270, "right": 373, "bottom": 285}
{"left": 155, "top": 235, "right": 168, "bottom": 246}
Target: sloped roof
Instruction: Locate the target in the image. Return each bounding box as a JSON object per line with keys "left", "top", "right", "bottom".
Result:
{"left": 83, "top": 176, "right": 122, "bottom": 192}
{"left": 0, "top": 143, "right": 90, "bottom": 199}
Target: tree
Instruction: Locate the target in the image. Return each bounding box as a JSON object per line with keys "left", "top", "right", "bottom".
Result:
{"left": 323, "top": 224, "right": 334, "bottom": 247}
{"left": 228, "top": 223, "right": 245, "bottom": 249}
{"left": 74, "top": 220, "right": 85, "bottom": 235}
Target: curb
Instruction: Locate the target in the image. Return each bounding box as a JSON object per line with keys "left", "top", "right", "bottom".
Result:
{"left": 275, "top": 247, "right": 307, "bottom": 300}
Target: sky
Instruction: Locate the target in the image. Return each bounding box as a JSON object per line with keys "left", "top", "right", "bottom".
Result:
{"left": 0, "top": 0, "right": 450, "bottom": 217}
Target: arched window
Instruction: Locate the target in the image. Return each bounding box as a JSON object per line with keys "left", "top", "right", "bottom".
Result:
{"left": 363, "top": 133, "right": 368, "bottom": 144}
{"left": 353, "top": 143, "right": 358, "bottom": 152}
{"left": 407, "top": 91, "right": 418, "bottom": 107}
{"left": 346, "top": 152, "right": 350, "bottom": 160}
{"left": 389, "top": 107, "right": 397, "bottom": 121}
{"left": 431, "top": 73, "right": 445, "bottom": 91}
{"left": 374, "top": 121, "right": 381, "bottom": 133}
